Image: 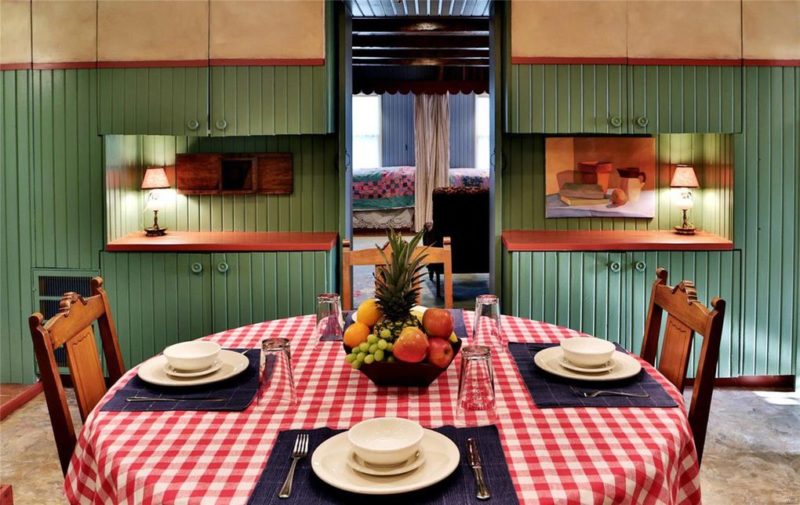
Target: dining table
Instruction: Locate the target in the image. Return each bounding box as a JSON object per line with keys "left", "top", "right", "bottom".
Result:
{"left": 64, "top": 312, "right": 701, "bottom": 504}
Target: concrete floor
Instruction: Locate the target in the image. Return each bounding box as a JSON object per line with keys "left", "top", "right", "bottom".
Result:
{"left": 0, "top": 388, "right": 797, "bottom": 504}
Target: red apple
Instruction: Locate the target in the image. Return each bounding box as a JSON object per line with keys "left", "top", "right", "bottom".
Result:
{"left": 427, "top": 338, "right": 454, "bottom": 368}
{"left": 422, "top": 308, "right": 454, "bottom": 339}
{"left": 393, "top": 327, "right": 429, "bottom": 363}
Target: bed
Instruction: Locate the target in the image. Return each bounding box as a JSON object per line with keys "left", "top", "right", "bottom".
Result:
{"left": 352, "top": 166, "right": 489, "bottom": 230}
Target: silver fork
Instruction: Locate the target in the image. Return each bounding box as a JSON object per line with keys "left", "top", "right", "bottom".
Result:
{"left": 278, "top": 433, "right": 309, "bottom": 499}
{"left": 570, "top": 386, "right": 650, "bottom": 399}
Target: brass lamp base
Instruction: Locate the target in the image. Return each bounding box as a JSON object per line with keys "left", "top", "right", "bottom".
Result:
{"left": 144, "top": 209, "right": 167, "bottom": 237}
{"left": 674, "top": 208, "right": 696, "bottom": 235}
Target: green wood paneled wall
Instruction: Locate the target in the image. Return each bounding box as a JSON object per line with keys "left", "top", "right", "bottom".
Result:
{"left": 734, "top": 66, "right": 798, "bottom": 377}
{"left": 1, "top": 70, "right": 37, "bottom": 383}
{"left": 503, "top": 250, "right": 742, "bottom": 378}
{"left": 501, "top": 133, "right": 734, "bottom": 237}
{"left": 32, "top": 69, "right": 104, "bottom": 270}
{"left": 506, "top": 64, "right": 742, "bottom": 134}
{"left": 98, "top": 67, "right": 210, "bottom": 136}
{"left": 100, "top": 250, "right": 335, "bottom": 368}
{"left": 106, "top": 134, "right": 340, "bottom": 240}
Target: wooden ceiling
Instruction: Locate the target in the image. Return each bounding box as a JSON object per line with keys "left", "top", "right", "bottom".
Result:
{"left": 349, "top": 0, "right": 490, "bottom": 17}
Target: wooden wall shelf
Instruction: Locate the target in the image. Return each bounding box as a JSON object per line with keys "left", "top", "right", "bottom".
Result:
{"left": 502, "top": 230, "right": 733, "bottom": 252}
{"left": 107, "top": 231, "right": 338, "bottom": 253}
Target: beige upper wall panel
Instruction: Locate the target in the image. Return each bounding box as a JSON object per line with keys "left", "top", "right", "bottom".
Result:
{"left": 511, "top": 0, "right": 628, "bottom": 59}
{"left": 98, "top": 0, "right": 209, "bottom": 62}
{"left": 210, "top": 0, "right": 325, "bottom": 60}
{"left": 743, "top": 0, "right": 800, "bottom": 60}
{"left": 628, "top": 0, "right": 742, "bottom": 60}
{"left": 1, "top": 0, "right": 32, "bottom": 64}
{"left": 33, "top": 0, "right": 96, "bottom": 64}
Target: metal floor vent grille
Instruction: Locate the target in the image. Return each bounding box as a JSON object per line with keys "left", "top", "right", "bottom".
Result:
{"left": 37, "top": 275, "right": 94, "bottom": 367}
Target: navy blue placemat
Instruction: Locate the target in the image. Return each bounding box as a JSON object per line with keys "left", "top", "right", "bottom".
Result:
{"left": 337, "top": 309, "right": 468, "bottom": 341}
{"left": 101, "top": 348, "right": 260, "bottom": 412}
{"left": 247, "top": 425, "right": 518, "bottom": 505}
{"left": 509, "top": 343, "right": 678, "bottom": 408}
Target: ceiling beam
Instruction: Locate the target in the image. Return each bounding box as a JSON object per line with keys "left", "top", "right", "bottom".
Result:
{"left": 352, "top": 17, "right": 489, "bottom": 34}
{"left": 353, "top": 48, "right": 490, "bottom": 58}
{"left": 353, "top": 57, "right": 489, "bottom": 67}
{"left": 353, "top": 34, "right": 489, "bottom": 49}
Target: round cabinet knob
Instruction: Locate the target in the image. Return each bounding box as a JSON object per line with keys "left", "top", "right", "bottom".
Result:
{"left": 186, "top": 119, "right": 200, "bottom": 131}
{"left": 217, "top": 262, "right": 229, "bottom": 274}
{"left": 190, "top": 262, "right": 203, "bottom": 274}
{"left": 635, "top": 260, "right": 647, "bottom": 272}
{"left": 215, "top": 119, "right": 228, "bottom": 131}
{"left": 609, "top": 261, "right": 622, "bottom": 273}
{"left": 636, "top": 116, "right": 649, "bottom": 128}
{"left": 609, "top": 116, "right": 623, "bottom": 128}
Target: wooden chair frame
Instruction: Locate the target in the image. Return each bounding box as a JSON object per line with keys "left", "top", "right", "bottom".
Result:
{"left": 342, "top": 237, "right": 453, "bottom": 310}
{"left": 640, "top": 268, "right": 725, "bottom": 464}
{"left": 28, "top": 277, "right": 125, "bottom": 475}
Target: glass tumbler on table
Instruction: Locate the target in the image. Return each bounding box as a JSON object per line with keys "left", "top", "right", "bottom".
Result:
{"left": 316, "top": 293, "right": 344, "bottom": 341}
{"left": 457, "top": 345, "right": 496, "bottom": 422}
{"left": 473, "top": 294, "right": 507, "bottom": 349}
{"left": 261, "top": 338, "right": 297, "bottom": 405}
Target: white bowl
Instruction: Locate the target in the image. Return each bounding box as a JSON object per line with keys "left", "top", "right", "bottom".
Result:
{"left": 347, "top": 417, "right": 424, "bottom": 467}
{"left": 163, "top": 341, "right": 221, "bottom": 372}
{"left": 560, "top": 337, "right": 615, "bottom": 368}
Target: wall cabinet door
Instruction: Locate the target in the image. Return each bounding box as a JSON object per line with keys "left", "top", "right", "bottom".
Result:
{"left": 628, "top": 65, "right": 742, "bottom": 134}
{"left": 98, "top": 67, "right": 209, "bottom": 136}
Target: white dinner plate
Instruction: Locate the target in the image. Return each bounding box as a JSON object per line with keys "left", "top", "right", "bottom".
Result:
{"left": 138, "top": 350, "right": 249, "bottom": 387}
{"left": 164, "top": 360, "right": 222, "bottom": 378}
{"left": 351, "top": 305, "right": 427, "bottom": 324}
{"left": 311, "top": 429, "right": 459, "bottom": 495}
{"left": 534, "top": 346, "right": 642, "bottom": 382}
{"left": 346, "top": 449, "right": 426, "bottom": 476}
{"left": 559, "top": 358, "right": 615, "bottom": 374}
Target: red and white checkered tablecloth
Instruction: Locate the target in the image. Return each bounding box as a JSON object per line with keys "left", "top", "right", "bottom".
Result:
{"left": 64, "top": 313, "right": 701, "bottom": 505}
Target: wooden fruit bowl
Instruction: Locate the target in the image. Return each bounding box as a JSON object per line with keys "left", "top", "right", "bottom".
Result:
{"left": 343, "top": 338, "right": 462, "bottom": 387}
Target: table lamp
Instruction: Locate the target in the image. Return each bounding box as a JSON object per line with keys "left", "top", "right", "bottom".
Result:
{"left": 141, "top": 167, "right": 170, "bottom": 237}
{"left": 670, "top": 164, "right": 699, "bottom": 235}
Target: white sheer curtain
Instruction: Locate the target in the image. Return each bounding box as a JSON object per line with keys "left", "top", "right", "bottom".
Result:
{"left": 413, "top": 94, "right": 450, "bottom": 231}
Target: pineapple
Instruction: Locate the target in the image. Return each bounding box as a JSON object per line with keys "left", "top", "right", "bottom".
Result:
{"left": 373, "top": 229, "right": 427, "bottom": 341}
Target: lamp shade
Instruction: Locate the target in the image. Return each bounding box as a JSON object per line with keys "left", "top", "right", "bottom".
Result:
{"left": 141, "top": 167, "right": 170, "bottom": 190}
{"left": 670, "top": 165, "right": 699, "bottom": 188}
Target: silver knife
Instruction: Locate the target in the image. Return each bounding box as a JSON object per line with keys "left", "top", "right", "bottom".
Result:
{"left": 467, "top": 438, "right": 491, "bottom": 500}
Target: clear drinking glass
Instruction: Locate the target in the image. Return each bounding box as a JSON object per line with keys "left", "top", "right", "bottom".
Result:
{"left": 316, "top": 293, "right": 344, "bottom": 341}
{"left": 457, "top": 345, "right": 496, "bottom": 422}
{"left": 473, "top": 294, "right": 506, "bottom": 349}
{"left": 261, "top": 338, "right": 296, "bottom": 405}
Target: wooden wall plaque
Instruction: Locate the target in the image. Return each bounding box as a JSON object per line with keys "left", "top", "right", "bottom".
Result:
{"left": 175, "top": 153, "right": 293, "bottom": 195}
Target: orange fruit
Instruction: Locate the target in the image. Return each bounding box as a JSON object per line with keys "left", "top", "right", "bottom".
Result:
{"left": 356, "top": 299, "right": 382, "bottom": 328}
{"left": 343, "top": 321, "right": 371, "bottom": 349}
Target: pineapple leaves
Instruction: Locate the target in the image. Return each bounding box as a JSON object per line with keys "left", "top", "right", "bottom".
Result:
{"left": 373, "top": 228, "right": 429, "bottom": 321}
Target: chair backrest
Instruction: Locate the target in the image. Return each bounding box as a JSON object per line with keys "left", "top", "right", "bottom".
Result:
{"left": 640, "top": 268, "right": 725, "bottom": 464}
{"left": 28, "top": 277, "right": 125, "bottom": 475}
{"left": 342, "top": 237, "right": 453, "bottom": 310}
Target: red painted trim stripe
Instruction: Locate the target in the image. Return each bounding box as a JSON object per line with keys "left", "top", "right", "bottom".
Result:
{"left": 209, "top": 58, "right": 325, "bottom": 67}
{"left": 0, "top": 62, "right": 32, "bottom": 70}
{"left": 33, "top": 61, "right": 97, "bottom": 70}
{"left": 628, "top": 58, "right": 742, "bottom": 67}
{"left": 512, "top": 56, "right": 628, "bottom": 65}
{"left": 0, "top": 382, "right": 43, "bottom": 421}
{"left": 97, "top": 60, "right": 209, "bottom": 69}
{"left": 743, "top": 59, "right": 800, "bottom": 67}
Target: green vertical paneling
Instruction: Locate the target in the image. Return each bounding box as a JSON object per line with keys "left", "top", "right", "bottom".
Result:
{"left": 32, "top": 69, "right": 104, "bottom": 269}
{"left": 628, "top": 66, "right": 742, "bottom": 134}
{"left": 501, "top": 133, "right": 733, "bottom": 238}
{"left": 209, "top": 65, "right": 332, "bottom": 136}
{"left": 98, "top": 67, "right": 209, "bottom": 136}
{"left": 0, "top": 70, "right": 36, "bottom": 383}
{"left": 506, "top": 64, "right": 628, "bottom": 134}
{"left": 735, "top": 66, "right": 798, "bottom": 377}
{"left": 106, "top": 134, "right": 339, "bottom": 236}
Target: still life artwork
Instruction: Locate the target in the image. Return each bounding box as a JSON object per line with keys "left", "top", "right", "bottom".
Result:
{"left": 545, "top": 136, "right": 656, "bottom": 218}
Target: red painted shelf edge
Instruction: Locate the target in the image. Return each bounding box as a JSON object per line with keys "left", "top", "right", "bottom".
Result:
{"left": 501, "top": 231, "right": 733, "bottom": 252}
{"left": 106, "top": 232, "right": 338, "bottom": 253}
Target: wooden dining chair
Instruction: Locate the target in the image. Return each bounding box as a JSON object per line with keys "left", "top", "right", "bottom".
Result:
{"left": 342, "top": 237, "right": 453, "bottom": 310}
{"left": 28, "top": 277, "right": 126, "bottom": 475}
{"left": 640, "top": 268, "right": 726, "bottom": 464}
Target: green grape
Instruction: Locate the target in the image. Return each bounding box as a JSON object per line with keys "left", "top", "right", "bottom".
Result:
{"left": 351, "top": 360, "right": 362, "bottom": 369}
{"left": 386, "top": 343, "right": 394, "bottom": 352}
{"left": 368, "top": 344, "right": 378, "bottom": 353}
{"left": 387, "top": 356, "right": 395, "bottom": 363}
{"left": 367, "top": 334, "right": 378, "bottom": 344}
{"left": 449, "top": 333, "right": 458, "bottom": 343}
{"left": 374, "top": 349, "right": 384, "bottom": 361}
{"left": 345, "top": 354, "right": 356, "bottom": 363}
{"left": 379, "top": 328, "right": 391, "bottom": 339}
{"left": 359, "top": 342, "right": 370, "bottom": 352}
{"left": 377, "top": 340, "right": 387, "bottom": 350}
{"left": 364, "top": 354, "right": 375, "bottom": 365}
{"left": 356, "top": 352, "right": 366, "bottom": 361}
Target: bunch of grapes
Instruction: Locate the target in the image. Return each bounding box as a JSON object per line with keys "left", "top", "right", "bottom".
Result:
{"left": 344, "top": 328, "right": 397, "bottom": 369}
